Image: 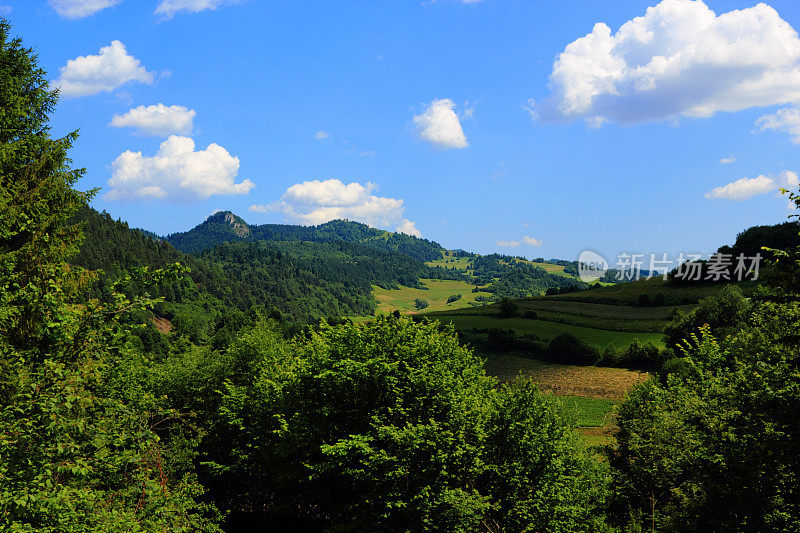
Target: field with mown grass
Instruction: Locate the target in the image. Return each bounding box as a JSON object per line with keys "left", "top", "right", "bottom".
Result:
{"left": 425, "top": 250, "right": 571, "bottom": 276}
{"left": 372, "top": 278, "right": 493, "bottom": 314}
{"left": 432, "top": 297, "right": 693, "bottom": 333}
{"left": 486, "top": 355, "right": 648, "bottom": 445}
{"left": 428, "top": 314, "right": 665, "bottom": 349}
{"left": 549, "top": 276, "right": 759, "bottom": 306}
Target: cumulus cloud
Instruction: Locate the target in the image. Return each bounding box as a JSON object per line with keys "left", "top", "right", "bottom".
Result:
{"left": 396, "top": 219, "right": 421, "bottom": 237}
{"left": 413, "top": 98, "right": 468, "bottom": 149}
{"left": 720, "top": 155, "right": 737, "bottom": 164}
{"left": 541, "top": 0, "right": 800, "bottom": 125}
{"left": 522, "top": 236, "right": 543, "bottom": 246}
{"left": 110, "top": 104, "right": 196, "bottom": 136}
{"left": 49, "top": 0, "right": 120, "bottom": 18}
{"left": 705, "top": 170, "right": 797, "bottom": 200}
{"left": 106, "top": 135, "right": 255, "bottom": 201}
{"left": 53, "top": 41, "right": 154, "bottom": 97}
{"left": 249, "top": 178, "right": 420, "bottom": 235}
{"left": 756, "top": 107, "right": 800, "bottom": 143}
{"left": 498, "top": 236, "right": 542, "bottom": 248}
{"left": 155, "top": 0, "right": 236, "bottom": 19}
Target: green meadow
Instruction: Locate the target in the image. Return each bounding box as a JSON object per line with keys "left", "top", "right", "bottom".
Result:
{"left": 430, "top": 314, "right": 664, "bottom": 349}
{"left": 373, "top": 278, "right": 493, "bottom": 313}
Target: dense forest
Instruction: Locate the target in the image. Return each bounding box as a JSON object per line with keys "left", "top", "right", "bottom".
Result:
{"left": 75, "top": 204, "right": 584, "bottom": 330}
{"left": 4, "top": 20, "right": 800, "bottom": 532}
{"left": 167, "top": 210, "right": 447, "bottom": 262}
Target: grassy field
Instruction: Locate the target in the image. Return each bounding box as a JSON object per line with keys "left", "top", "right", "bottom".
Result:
{"left": 432, "top": 298, "right": 692, "bottom": 333}
{"left": 425, "top": 250, "right": 571, "bottom": 276}
{"left": 429, "top": 314, "right": 664, "bottom": 349}
{"left": 486, "top": 355, "right": 648, "bottom": 445}
{"left": 425, "top": 254, "right": 473, "bottom": 271}
{"left": 558, "top": 396, "right": 618, "bottom": 427}
{"left": 373, "top": 279, "right": 493, "bottom": 314}
{"left": 551, "top": 277, "right": 758, "bottom": 306}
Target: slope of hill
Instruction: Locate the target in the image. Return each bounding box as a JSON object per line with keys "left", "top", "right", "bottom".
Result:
{"left": 166, "top": 211, "right": 447, "bottom": 262}
{"left": 74, "top": 208, "right": 457, "bottom": 326}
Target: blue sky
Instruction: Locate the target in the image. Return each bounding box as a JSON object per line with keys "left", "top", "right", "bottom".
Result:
{"left": 6, "top": 0, "right": 800, "bottom": 262}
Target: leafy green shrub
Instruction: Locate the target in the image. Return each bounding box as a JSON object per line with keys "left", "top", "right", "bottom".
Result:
{"left": 446, "top": 293, "right": 462, "bottom": 303}
{"left": 616, "top": 339, "right": 664, "bottom": 369}
{"left": 499, "top": 298, "right": 519, "bottom": 317}
{"left": 663, "top": 284, "right": 749, "bottom": 348}
{"left": 203, "top": 317, "right": 608, "bottom": 530}
{"left": 546, "top": 333, "right": 600, "bottom": 365}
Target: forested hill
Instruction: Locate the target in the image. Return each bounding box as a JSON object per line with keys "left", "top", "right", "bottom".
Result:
{"left": 73, "top": 207, "right": 452, "bottom": 327}
{"left": 166, "top": 210, "right": 446, "bottom": 262}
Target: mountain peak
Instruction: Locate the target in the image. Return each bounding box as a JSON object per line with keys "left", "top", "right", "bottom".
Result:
{"left": 207, "top": 210, "right": 250, "bottom": 238}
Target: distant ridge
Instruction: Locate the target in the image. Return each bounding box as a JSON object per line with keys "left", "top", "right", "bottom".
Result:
{"left": 166, "top": 211, "right": 446, "bottom": 262}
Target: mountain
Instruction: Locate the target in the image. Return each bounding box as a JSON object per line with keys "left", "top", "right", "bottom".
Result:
{"left": 73, "top": 208, "right": 463, "bottom": 330}
{"left": 166, "top": 211, "right": 446, "bottom": 262}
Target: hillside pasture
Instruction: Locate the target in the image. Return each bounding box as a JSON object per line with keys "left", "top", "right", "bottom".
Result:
{"left": 432, "top": 298, "right": 689, "bottom": 332}
{"left": 487, "top": 355, "right": 649, "bottom": 445}
{"left": 550, "top": 277, "right": 759, "bottom": 306}
{"left": 431, "top": 314, "right": 664, "bottom": 349}
{"left": 373, "top": 279, "right": 492, "bottom": 314}
{"left": 486, "top": 355, "right": 648, "bottom": 399}
{"left": 425, "top": 255, "right": 473, "bottom": 271}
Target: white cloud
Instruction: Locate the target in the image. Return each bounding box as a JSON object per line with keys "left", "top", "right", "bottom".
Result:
{"left": 497, "top": 236, "right": 542, "bottom": 248}
{"left": 413, "top": 98, "right": 468, "bottom": 149}
{"left": 110, "top": 104, "right": 196, "bottom": 136}
{"left": 542, "top": 0, "right": 800, "bottom": 125}
{"left": 106, "top": 135, "right": 255, "bottom": 201}
{"left": 705, "top": 170, "right": 797, "bottom": 200}
{"left": 249, "top": 178, "right": 419, "bottom": 235}
{"left": 720, "top": 155, "right": 737, "bottom": 164}
{"left": 315, "top": 130, "right": 331, "bottom": 140}
{"left": 53, "top": 41, "right": 154, "bottom": 97}
{"left": 155, "top": 0, "right": 235, "bottom": 19}
{"left": 522, "top": 236, "right": 543, "bottom": 246}
{"left": 396, "top": 219, "right": 421, "bottom": 237}
{"left": 756, "top": 107, "right": 800, "bottom": 143}
{"left": 49, "top": 0, "right": 120, "bottom": 18}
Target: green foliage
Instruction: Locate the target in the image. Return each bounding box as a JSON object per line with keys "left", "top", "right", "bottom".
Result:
{"left": 663, "top": 284, "right": 749, "bottom": 349}
{"left": 167, "top": 211, "right": 447, "bottom": 262}
{"left": 546, "top": 333, "right": 600, "bottom": 365}
{"left": 0, "top": 21, "right": 219, "bottom": 531}
{"left": 446, "top": 293, "right": 462, "bottom": 304}
{"left": 611, "top": 312, "right": 800, "bottom": 531}
{"left": 414, "top": 297, "right": 429, "bottom": 310}
{"left": 185, "top": 317, "right": 608, "bottom": 530}
{"left": 0, "top": 19, "right": 89, "bottom": 353}
{"left": 499, "top": 298, "right": 519, "bottom": 318}
{"left": 611, "top": 193, "right": 800, "bottom": 530}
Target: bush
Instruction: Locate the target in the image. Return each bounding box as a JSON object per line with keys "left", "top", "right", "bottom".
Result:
{"left": 205, "top": 317, "right": 607, "bottom": 530}
{"left": 446, "top": 293, "right": 462, "bottom": 304}
{"left": 663, "top": 285, "right": 749, "bottom": 348}
{"left": 546, "top": 333, "right": 600, "bottom": 365}
{"left": 499, "top": 298, "right": 519, "bottom": 318}
{"left": 414, "top": 298, "right": 429, "bottom": 310}
{"left": 616, "top": 339, "right": 663, "bottom": 369}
